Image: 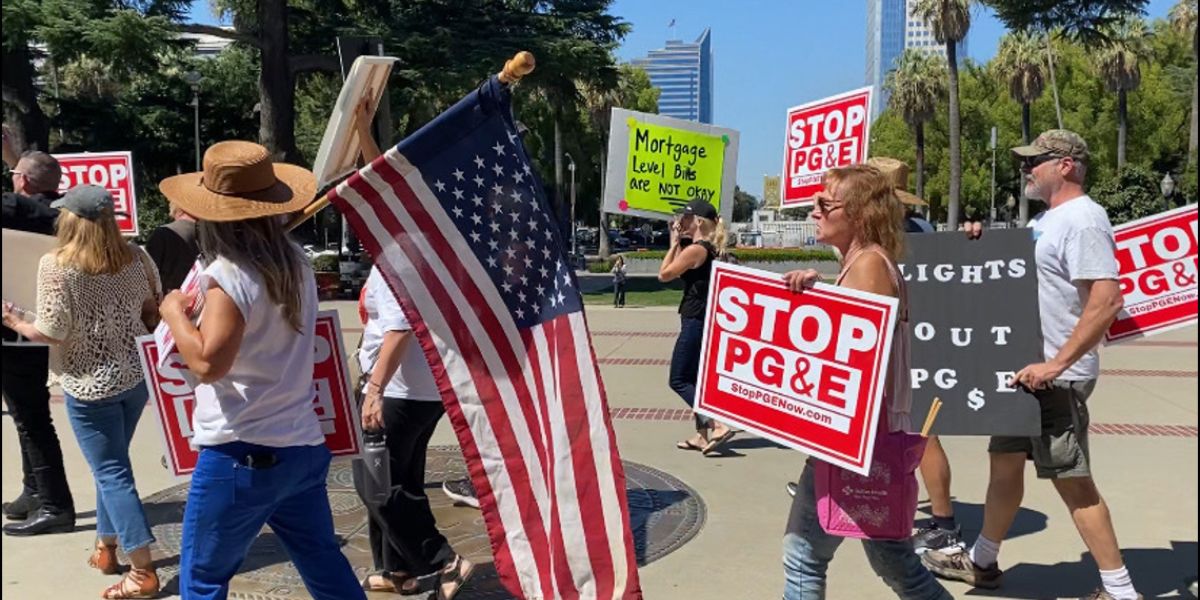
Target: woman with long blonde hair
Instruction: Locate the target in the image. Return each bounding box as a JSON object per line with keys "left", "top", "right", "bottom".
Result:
{"left": 778, "top": 165, "right": 951, "bottom": 600}
{"left": 657, "top": 199, "right": 735, "bottom": 456}
{"left": 158, "top": 141, "right": 365, "bottom": 600}
{"left": 3, "top": 185, "right": 162, "bottom": 598}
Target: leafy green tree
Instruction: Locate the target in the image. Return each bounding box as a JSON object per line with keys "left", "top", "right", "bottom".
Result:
{"left": 995, "top": 31, "right": 1048, "bottom": 144}
{"left": 2, "top": 0, "right": 185, "bottom": 151}
{"left": 1093, "top": 15, "right": 1152, "bottom": 169}
{"left": 1092, "top": 163, "right": 1169, "bottom": 222}
{"left": 995, "top": 31, "right": 1048, "bottom": 223}
{"left": 982, "top": 0, "right": 1150, "bottom": 41}
{"left": 912, "top": 0, "right": 971, "bottom": 229}
{"left": 583, "top": 63, "right": 657, "bottom": 258}
{"left": 732, "top": 186, "right": 758, "bottom": 222}
{"left": 50, "top": 45, "right": 259, "bottom": 236}
{"left": 885, "top": 49, "right": 947, "bottom": 200}
{"left": 1170, "top": 0, "right": 1198, "bottom": 161}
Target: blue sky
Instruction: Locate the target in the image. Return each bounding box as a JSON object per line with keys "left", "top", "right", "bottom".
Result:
{"left": 187, "top": 0, "right": 1180, "bottom": 198}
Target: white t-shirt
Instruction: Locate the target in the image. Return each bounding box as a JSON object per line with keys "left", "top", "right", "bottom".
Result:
{"left": 190, "top": 254, "right": 326, "bottom": 448}
{"left": 1031, "top": 195, "right": 1119, "bottom": 380}
{"left": 358, "top": 267, "right": 440, "bottom": 402}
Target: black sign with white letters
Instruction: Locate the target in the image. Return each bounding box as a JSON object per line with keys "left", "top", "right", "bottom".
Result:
{"left": 899, "top": 229, "right": 1043, "bottom": 436}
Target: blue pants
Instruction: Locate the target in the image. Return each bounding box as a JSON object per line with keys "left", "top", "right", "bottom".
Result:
{"left": 782, "top": 463, "right": 953, "bottom": 600}
{"left": 180, "top": 442, "right": 365, "bottom": 600}
{"left": 668, "top": 316, "right": 711, "bottom": 431}
{"left": 64, "top": 383, "right": 153, "bottom": 551}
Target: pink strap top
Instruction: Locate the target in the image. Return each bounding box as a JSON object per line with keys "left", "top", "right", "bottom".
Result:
{"left": 835, "top": 245, "right": 912, "bottom": 433}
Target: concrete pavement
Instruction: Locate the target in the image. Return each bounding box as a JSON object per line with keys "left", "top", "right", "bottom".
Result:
{"left": 3, "top": 302, "right": 1196, "bottom": 599}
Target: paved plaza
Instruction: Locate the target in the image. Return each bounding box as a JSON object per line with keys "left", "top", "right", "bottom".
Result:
{"left": 3, "top": 301, "right": 1197, "bottom": 599}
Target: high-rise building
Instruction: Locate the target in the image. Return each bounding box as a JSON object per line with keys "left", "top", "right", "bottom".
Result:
{"left": 904, "top": 0, "right": 968, "bottom": 63}
{"left": 632, "top": 28, "right": 713, "bottom": 124}
{"left": 865, "top": 0, "right": 967, "bottom": 120}
{"left": 865, "top": 0, "right": 906, "bottom": 120}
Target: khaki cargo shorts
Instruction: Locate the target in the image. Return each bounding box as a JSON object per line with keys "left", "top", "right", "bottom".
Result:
{"left": 988, "top": 379, "right": 1096, "bottom": 479}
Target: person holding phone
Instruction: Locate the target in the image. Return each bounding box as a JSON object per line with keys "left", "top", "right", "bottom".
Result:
{"left": 658, "top": 199, "right": 735, "bottom": 456}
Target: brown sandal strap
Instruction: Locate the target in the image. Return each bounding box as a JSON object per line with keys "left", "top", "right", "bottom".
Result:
{"left": 101, "top": 568, "right": 159, "bottom": 599}
{"left": 88, "top": 543, "right": 121, "bottom": 575}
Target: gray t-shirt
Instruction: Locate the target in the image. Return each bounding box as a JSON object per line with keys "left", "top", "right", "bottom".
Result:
{"left": 1031, "top": 195, "right": 1118, "bottom": 380}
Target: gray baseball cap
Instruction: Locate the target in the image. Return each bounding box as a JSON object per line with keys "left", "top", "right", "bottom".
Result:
{"left": 51, "top": 185, "right": 124, "bottom": 220}
{"left": 1011, "top": 129, "right": 1090, "bottom": 161}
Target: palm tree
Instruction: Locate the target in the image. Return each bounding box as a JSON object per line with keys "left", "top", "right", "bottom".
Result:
{"left": 995, "top": 32, "right": 1047, "bottom": 145}
{"left": 1171, "top": 0, "right": 1198, "bottom": 162}
{"left": 912, "top": 0, "right": 971, "bottom": 229}
{"left": 884, "top": 49, "right": 948, "bottom": 201}
{"left": 1093, "top": 16, "right": 1152, "bottom": 170}
{"left": 994, "top": 31, "right": 1047, "bottom": 225}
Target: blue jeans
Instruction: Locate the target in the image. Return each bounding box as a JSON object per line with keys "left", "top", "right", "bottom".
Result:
{"left": 180, "top": 441, "right": 365, "bottom": 600}
{"left": 783, "top": 463, "right": 953, "bottom": 600}
{"left": 64, "top": 383, "right": 154, "bottom": 551}
{"left": 668, "top": 316, "right": 711, "bottom": 430}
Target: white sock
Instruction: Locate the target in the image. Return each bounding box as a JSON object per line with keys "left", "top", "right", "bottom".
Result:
{"left": 968, "top": 535, "right": 1000, "bottom": 568}
{"left": 1099, "top": 566, "right": 1137, "bottom": 600}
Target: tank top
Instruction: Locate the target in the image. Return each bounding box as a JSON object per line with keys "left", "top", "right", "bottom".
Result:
{"left": 835, "top": 245, "right": 912, "bottom": 433}
{"left": 677, "top": 241, "right": 716, "bottom": 319}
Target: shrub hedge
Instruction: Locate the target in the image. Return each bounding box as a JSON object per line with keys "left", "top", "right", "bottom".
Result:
{"left": 588, "top": 247, "right": 837, "bottom": 272}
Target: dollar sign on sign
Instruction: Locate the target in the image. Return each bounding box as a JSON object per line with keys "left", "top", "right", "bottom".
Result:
{"left": 967, "top": 388, "right": 985, "bottom": 411}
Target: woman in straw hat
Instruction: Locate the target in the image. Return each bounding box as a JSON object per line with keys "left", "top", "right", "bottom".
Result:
{"left": 158, "top": 141, "right": 365, "bottom": 600}
{"left": 778, "top": 164, "right": 952, "bottom": 600}
{"left": 3, "top": 185, "right": 162, "bottom": 598}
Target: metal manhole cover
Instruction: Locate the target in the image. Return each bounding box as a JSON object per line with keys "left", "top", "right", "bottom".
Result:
{"left": 141, "top": 446, "right": 704, "bottom": 599}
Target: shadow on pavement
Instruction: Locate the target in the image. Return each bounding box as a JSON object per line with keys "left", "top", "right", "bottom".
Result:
{"left": 629, "top": 489, "right": 691, "bottom": 564}
{"left": 961, "top": 541, "right": 1198, "bottom": 599}
{"left": 916, "top": 501, "right": 1049, "bottom": 543}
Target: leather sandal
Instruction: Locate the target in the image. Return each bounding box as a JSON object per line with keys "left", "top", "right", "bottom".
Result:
{"left": 100, "top": 567, "right": 159, "bottom": 599}
{"left": 361, "top": 570, "right": 420, "bottom": 594}
{"left": 88, "top": 541, "right": 121, "bottom": 575}
{"left": 436, "top": 554, "right": 476, "bottom": 600}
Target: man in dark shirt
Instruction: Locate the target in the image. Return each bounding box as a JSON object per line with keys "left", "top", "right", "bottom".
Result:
{"left": 144, "top": 204, "right": 199, "bottom": 291}
{"left": 1, "top": 127, "right": 76, "bottom": 535}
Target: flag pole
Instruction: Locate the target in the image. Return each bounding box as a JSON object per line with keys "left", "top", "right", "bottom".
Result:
{"left": 286, "top": 51, "right": 536, "bottom": 233}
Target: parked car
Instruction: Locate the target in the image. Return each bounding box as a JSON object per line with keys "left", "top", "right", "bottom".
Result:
{"left": 608, "top": 229, "right": 630, "bottom": 248}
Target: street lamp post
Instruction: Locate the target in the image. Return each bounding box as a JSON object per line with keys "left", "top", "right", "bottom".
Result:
{"left": 989, "top": 126, "right": 998, "bottom": 223}
{"left": 183, "top": 71, "right": 204, "bottom": 171}
{"left": 565, "top": 152, "right": 577, "bottom": 257}
{"left": 1160, "top": 172, "right": 1175, "bottom": 212}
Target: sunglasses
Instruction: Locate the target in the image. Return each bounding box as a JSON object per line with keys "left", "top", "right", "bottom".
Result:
{"left": 1021, "top": 154, "right": 1063, "bottom": 171}
{"left": 814, "top": 193, "right": 843, "bottom": 215}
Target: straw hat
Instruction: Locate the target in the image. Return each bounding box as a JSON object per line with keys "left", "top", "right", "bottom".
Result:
{"left": 159, "top": 141, "right": 316, "bottom": 222}
{"left": 865, "top": 157, "right": 927, "bottom": 206}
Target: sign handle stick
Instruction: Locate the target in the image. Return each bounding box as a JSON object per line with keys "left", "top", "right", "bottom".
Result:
{"left": 920, "top": 397, "right": 943, "bottom": 438}
{"left": 285, "top": 51, "right": 535, "bottom": 233}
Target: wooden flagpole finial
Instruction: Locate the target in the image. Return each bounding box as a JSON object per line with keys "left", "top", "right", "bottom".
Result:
{"left": 499, "top": 51, "right": 536, "bottom": 84}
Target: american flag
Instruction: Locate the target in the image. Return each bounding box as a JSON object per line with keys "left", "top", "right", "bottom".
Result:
{"left": 329, "top": 76, "right": 642, "bottom": 600}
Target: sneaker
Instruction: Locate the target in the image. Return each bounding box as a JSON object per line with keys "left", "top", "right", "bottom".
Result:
{"left": 921, "top": 549, "right": 1003, "bottom": 589}
{"left": 442, "top": 478, "right": 480, "bottom": 509}
{"left": 1079, "top": 589, "right": 1142, "bottom": 600}
{"left": 785, "top": 481, "right": 798, "bottom": 498}
{"left": 912, "top": 523, "right": 965, "bottom": 555}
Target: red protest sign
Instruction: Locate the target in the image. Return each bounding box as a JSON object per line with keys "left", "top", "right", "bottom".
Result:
{"left": 136, "top": 310, "right": 362, "bottom": 478}
{"left": 780, "top": 87, "right": 873, "bottom": 209}
{"left": 1107, "top": 203, "right": 1198, "bottom": 343}
{"left": 695, "top": 263, "right": 898, "bottom": 475}
{"left": 53, "top": 151, "right": 139, "bottom": 236}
